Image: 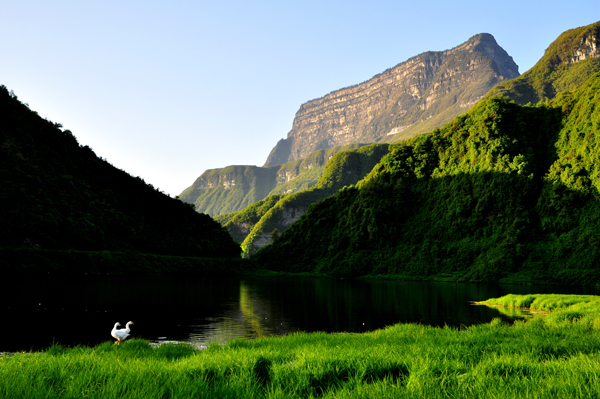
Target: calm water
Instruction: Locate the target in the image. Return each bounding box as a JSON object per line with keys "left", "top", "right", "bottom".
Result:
{"left": 2, "top": 275, "right": 599, "bottom": 352}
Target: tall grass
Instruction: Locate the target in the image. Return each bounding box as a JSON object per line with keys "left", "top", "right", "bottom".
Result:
{"left": 2, "top": 294, "right": 600, "bottom": 398}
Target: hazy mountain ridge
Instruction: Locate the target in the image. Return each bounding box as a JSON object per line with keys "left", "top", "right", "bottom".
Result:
{"left": 264, "top": 33, "right": 519, "bottom": 166}
{"left": 179, "top": 143, "right": 371, "bottom": 216}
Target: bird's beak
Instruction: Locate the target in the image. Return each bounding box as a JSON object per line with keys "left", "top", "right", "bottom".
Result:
{"left": 131, "top": 322, "right": 135, "bottom": 325}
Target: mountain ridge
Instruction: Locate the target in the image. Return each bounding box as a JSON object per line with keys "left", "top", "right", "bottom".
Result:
{"left": 252, "top": 21, "right": 600, "bottom": 284}
{"left": 486, "top": 21, "right": 600, "bottom": 104}
{"left": 181, "top": 33, "right": 520, "bottom": 218}
{"left": 179, "top": 143, "right": 372, "bottom": 216}
{"left": 264, "top": 33, "right": 519, "bottom": 166}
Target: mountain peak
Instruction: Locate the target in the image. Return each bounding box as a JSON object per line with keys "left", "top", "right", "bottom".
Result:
{"left": 263, "top": 34, "right": 519, "bottom": 167}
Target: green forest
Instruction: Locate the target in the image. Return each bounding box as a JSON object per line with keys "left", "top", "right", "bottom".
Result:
{"left": 224, "top": 144, "right": 391, "bottom": 256}
{"left": 254, "top": 71, "right": 600, "bottom": 285}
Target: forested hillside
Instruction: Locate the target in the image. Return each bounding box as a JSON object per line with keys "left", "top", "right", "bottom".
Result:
{"left": 228, "top": 144, "right": 391, "bottom": 255}
{"left": 0, "top": 86, "right": 240, "bottom": 259}
{"left": 254, "top": 72, "right": 600, "bottom": 285}
{"left": 487, "top": 21, "right": 600, "bottom": 104}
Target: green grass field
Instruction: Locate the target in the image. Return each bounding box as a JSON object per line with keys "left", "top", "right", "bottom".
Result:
{"left": 2, "top": 294, "right": 600, "bottom": 398}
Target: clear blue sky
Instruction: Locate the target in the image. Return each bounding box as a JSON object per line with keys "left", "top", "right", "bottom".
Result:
{"left": 1, "top": 1, "right": 597, "bottom": 196}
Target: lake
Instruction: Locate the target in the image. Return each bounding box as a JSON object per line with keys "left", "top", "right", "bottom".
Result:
{"left": 2, "top": 274, "right": 598, "bottom": 352}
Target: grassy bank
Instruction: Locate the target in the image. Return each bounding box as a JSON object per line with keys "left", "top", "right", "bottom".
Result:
{"left": 482, "top": 293, "right": 600, "bottom": 320}
{"left": 0, "top": 247, "right": 257, "bottom": 275}
{"left": 2, "top": 294, "right": 600, "bottom": 398}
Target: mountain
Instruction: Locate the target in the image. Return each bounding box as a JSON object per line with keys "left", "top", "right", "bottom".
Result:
{"left": 179, "top": 143, "right": 371, "bottom": 216}
{"left": 264, "top": 33, "right": 519, "bottom": 167}
{"left": 0, "top": 86, "right": 240, "bottom": 259}
{"left": 182, "top": 33, "right": 519, "bottom": 219}
{"left": 253, "top": 70, "right": 600, "bottom": 285}
{"left": 223, "top": 144, "right": 391, "bottom": 255}
{"left": 487, "top": 21, "right": 600, "bottom": 104}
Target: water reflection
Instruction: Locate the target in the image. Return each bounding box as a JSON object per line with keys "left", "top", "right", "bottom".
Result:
{"left": 186, "top": 281, "right": 293, "bottom": 343}
{"left": 482, "top": 305, "right": 534, "bottom": 319}
{"left": 0, "top": 274, "right": 598, "bottom": 352}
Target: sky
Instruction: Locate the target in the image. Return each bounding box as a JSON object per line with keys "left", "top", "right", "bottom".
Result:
{"left": 1, "top": 1, "right": 598, "bottom": 197}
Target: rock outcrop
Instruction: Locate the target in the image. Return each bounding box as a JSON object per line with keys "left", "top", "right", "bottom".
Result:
{"left": 264, "top": 33, "right": 519, "bottom": 166}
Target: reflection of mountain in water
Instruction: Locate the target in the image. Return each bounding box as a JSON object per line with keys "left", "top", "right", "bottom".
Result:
{"left": 239, "top": 281, "right": 294, "bottom": 338}
{"left": 185, "top": 280, "right": 293, "bottom": 343}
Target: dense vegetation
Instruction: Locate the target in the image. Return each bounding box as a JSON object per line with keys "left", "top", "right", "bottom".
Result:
{"left": 254, "top": 71, "right": 600, "bottom": 284}
{"left": 3, "top": 294, "right": 600, "bottom": 398}
{"left": 218, "top": 194, "right": 285, "bottom": 244}
{"left": 215, "top": 144, "right": 390, "bottom": 255}
{"left": 179, "top": 164, "right": 280, "bottom": 217}
{"left": 179, "top": 144, "right": 371, "bottom": 216}
{"left": 487, "top": 21, "right": 600, "bottom": 104}
{"left": 0, "top": 86, "right": 240, "bottom": 263}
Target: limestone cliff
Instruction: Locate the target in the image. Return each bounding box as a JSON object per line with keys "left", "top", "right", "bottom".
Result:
{"left": 264, "top": 33, "right": 519, "bottom": 166}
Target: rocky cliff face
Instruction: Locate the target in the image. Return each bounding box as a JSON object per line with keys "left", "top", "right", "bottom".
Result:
{"left": 569, "top": 29, "right": 599, "bottom": 63}
{"left": 264, "top": 33, "right": 519, "bottom": 166}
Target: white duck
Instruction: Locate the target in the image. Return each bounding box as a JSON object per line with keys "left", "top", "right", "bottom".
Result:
{"left": 111, "top": 321, "right": 134, "bottom": 344}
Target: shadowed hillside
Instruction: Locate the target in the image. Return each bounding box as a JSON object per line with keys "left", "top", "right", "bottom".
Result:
{"left": 0, "top": 86, "right": 240, "bottom": 260}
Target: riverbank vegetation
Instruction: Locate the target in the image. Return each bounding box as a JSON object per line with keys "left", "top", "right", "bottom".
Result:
{"left": 2, "top": 294, "right": 600, "bottom": 398}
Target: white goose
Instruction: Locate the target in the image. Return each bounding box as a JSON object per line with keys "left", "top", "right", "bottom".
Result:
{"left": 111, "top": 321, "right": 134, "bottom": 344}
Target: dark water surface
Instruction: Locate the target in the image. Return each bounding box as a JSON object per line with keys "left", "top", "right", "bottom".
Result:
{"left": 2, "top": 275, "right": 599, "bottom": 352}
